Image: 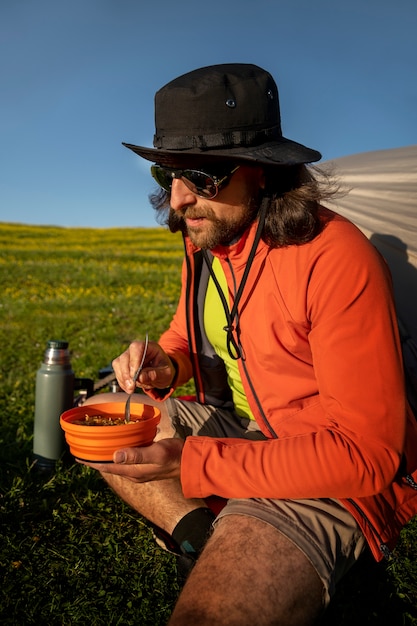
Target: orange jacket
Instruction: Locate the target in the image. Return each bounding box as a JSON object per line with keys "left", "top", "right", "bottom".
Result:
{"left": 152, "top": 208, "right": 417, "bottom": 560}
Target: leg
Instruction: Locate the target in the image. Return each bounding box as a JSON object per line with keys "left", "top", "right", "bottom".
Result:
{"left": 168, "top": 514, "right": 324, "bottom": 626}
{"left": 84, "top": 392, "right": 207, "bottom": 533}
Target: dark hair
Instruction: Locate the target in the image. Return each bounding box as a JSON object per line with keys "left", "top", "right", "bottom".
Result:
{"left": 149, "top": 164, "right": 339, "bottom": 247}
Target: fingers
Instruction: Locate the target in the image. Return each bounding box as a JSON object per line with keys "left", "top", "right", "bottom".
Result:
{"left": 115, "top": 439, "right": 183, "bottom": 468}
{"left": 112, "top": 339, "right": 149, "bottom": 392}
{"left": 138, "top": 363, "right": 175, "bottom": 390}
{"left": 112, "top": 341, "right": 176, "bottom": 392}
{"left": 77, "top": 439, "right": 183, "bottom": 483}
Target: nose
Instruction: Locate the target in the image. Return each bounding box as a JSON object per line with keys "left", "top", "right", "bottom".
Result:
{"left": 170, "top": 178, "right": 197, "bottom": 211}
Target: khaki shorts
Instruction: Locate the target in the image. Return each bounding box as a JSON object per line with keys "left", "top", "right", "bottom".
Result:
{"left": 166, "top": 398, "right": 366, "bottom": 605}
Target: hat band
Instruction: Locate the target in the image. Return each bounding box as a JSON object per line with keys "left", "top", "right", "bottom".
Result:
{"left": 153, "top": 125, "right": 282, "bottom": 151}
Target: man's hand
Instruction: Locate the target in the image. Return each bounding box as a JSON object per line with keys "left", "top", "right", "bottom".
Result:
{"left": 78, "top": 438, "right": 184, "bottom": 483}
{"left": 112, "top": 339, "right": 176, "bottom": 392}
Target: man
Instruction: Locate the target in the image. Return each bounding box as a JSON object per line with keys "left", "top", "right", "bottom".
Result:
{"left": 82, "top": 64, "right": 417, "bottom": 625}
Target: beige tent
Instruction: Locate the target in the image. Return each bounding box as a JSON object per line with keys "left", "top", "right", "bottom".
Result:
{"left": 325, "top": 145, "right": 417, "bottom": 343}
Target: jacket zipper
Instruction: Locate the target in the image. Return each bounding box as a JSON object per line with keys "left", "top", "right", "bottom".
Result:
{"left": 184, "top": 245, "right": 205, "bottom": 403}
{"left": 225, "top": 257, "right": 279, "bottom": 439}
{"left": 346, "top": 497, "right": 394, "bottom": 560}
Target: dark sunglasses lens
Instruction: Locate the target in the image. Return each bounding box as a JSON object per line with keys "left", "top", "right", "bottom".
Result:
{"left": 151, "top": 166, "right": 172, "bottom": 192}
{"left": 151, "top": 166, "right": 226, "bottom": 198}
{"left": 182, "top": 171, "right": 217, "bottom": 198}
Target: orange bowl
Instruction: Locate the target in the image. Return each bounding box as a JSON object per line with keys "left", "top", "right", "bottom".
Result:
{"left": 60, "top": 401, "right": 161, "bottom": 462}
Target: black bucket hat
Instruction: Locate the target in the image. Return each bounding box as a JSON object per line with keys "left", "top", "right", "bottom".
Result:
{"left": 123, "top": 63, "right": 321, "bottom": 166}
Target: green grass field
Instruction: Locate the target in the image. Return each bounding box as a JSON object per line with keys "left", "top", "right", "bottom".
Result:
{"left": 1, "top": 222, "right": 416, "bottom": 625}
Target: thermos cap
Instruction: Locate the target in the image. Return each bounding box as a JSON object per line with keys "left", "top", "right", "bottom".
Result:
{"left": 43, "top": 340, "right": 71, "bottom": 365}
{"left": 47, "top": 340, "right": 69, "bottom": 349}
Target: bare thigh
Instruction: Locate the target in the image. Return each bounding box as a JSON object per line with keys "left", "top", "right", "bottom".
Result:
{"left": 168, "top": 514, "right": 324, "bottom": 626}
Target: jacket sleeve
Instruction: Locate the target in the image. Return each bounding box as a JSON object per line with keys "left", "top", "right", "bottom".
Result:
{"left": 180, "top": 219, "right": 411, "bottom": 500}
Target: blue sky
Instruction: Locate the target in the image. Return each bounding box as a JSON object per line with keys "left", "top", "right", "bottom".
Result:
{"left": 1, "top": 0, "right": 416, "bottom": 228}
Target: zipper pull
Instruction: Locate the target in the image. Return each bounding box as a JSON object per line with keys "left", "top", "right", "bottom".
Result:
{"left": 405, "top": 473, "right": 417, "bottom": 490}
{"left": 380, "top": 543, "right": 397, "bottom": 561}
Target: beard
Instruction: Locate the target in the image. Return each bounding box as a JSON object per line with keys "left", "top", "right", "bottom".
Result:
{"left": 168, "top": 200, "right": 259, "bottom": 249}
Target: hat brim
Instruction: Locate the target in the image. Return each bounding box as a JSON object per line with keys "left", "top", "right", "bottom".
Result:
{"left": 122, "top": 138, "right": 321, "bottom": 167}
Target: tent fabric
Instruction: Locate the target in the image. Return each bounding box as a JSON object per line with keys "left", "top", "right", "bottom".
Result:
{"left": 324, "top": 145, "right": 417, "bottom": 342}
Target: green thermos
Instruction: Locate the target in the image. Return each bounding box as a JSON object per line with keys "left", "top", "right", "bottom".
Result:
{"left": 33, "top": 340, "right": 74, "bottom": 471}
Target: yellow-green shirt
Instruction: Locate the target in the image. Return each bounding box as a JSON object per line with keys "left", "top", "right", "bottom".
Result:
{"left": 204, "top": 257, "right": 254, "bottom": 420}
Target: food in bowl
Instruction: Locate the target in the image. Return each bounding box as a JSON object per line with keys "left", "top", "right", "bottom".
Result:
{"left": 71, "top": 414, "right": 133, "bottom": 426}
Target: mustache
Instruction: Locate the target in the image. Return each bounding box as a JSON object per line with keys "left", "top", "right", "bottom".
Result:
{"left": 180, "top": 206, "right": 215, "bottom": 220}
{"left": 168, "top": 205, "right": 217, "bottom": 232}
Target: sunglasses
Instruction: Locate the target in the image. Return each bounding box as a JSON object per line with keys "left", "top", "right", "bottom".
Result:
{"left": 150, "top": 164, "right": 240, "bottom": 199}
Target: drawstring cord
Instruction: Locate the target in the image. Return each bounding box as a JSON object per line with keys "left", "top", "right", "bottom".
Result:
{"left": 202, "top": 199, "right": 278, "bottom": 437}
{"left": 202, "top": 199, "right": 268, "bottom": 360}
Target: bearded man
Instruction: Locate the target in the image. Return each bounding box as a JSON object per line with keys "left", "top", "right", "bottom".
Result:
{"left": 81, "top": 64, "right": 417, "bottom": 626}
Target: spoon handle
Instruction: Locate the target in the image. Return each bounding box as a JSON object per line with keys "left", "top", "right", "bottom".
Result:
{"left": 124, "top": 333, "right": 149, "bottom": 423}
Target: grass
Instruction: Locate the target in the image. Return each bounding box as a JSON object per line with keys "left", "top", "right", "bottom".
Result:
{"left": 1, "top": 221, "right": 416, "bottom": 625}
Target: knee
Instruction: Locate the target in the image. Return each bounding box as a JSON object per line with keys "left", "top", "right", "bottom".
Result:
{"left": 169, "top": 514, "right": 324, "bottom": 625}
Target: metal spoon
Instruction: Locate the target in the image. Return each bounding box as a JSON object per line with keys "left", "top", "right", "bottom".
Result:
{"left": 124, "top": 333, "right": 149, "bottom": 423}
